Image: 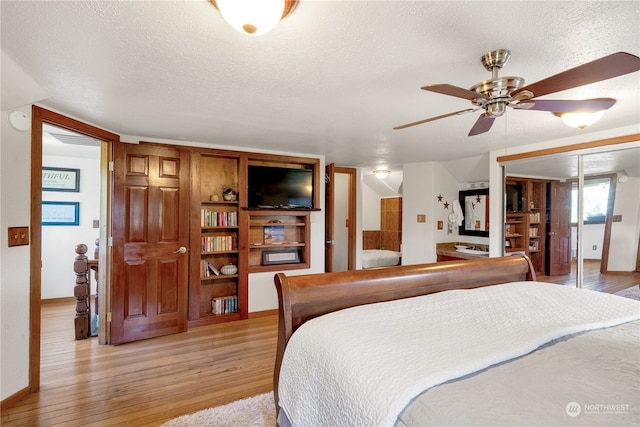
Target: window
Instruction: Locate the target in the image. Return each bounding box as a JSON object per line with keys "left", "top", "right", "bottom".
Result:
{"left": 571, "top": 179, "right": 610, "bottom": 224}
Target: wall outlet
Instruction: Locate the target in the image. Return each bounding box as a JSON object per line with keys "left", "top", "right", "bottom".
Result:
{"left": 417, "top": 214, "right": 426, "bottom": 223}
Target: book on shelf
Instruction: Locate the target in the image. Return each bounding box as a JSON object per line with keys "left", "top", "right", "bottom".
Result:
{"left": 528, "top": 212, "right": 540, "bottom": 223}
{"left": 529, "top": 227, "right": 538, "bottom": 237}
{"left": 200, "top": 260, "right": 220, "bottom": 277}
{"left": 201, "top": 209, "right": 238, "bottom": 227}
{"left": 212, "top": 295, "right": 238, "bottom": 315}
{"left": 201, "top": 235, "right": 237, "bottom": 252}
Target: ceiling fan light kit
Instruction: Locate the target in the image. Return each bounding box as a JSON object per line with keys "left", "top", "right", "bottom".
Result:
{"left": 395, "top": 50, "right": 640, "bottom": 136}
{"left": 211, "top": 0, "right": 297, "bottom": 36}
{"left": 553, "top": 110, "right": 605, "bottom": 129}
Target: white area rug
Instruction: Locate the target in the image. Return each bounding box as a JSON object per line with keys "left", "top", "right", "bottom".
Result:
{"left": 161, "top": 393, "right": 275, "bottom": 427}
{"left": 614, "top": 285, "right": 640, "bottom": 300}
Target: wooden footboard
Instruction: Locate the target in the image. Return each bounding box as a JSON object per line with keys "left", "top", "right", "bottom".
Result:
{"left": 272, "top": 255, "right": 535, "bottom": 409}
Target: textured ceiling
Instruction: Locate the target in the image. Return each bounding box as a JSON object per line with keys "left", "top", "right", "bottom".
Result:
{"left": 2, "top": 1, "right": 639, "bottom": 180}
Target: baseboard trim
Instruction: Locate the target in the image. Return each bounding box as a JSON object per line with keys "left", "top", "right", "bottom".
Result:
{"left": 1, "top": 386, "right": 31, "bottom": 411}
{"left": 42, "top": 296, "right": 75, "bottom": 304}
{"left": 248, "top": 309, "right": 278, "bottom": 319}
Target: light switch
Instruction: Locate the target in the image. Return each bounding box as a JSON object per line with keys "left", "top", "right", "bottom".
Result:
{"left": 8, "top": 226, "right": 29, "bottom": 247}
{"left": 417, "top": 214, "right": 426, "bottom": 223}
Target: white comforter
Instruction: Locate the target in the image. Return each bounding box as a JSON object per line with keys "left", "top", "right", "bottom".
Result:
{"left": 362, "top": 249, "right": 401, "bottom": 269}
{"left": 277, "top": 281, "right": 640, "bottom": 427}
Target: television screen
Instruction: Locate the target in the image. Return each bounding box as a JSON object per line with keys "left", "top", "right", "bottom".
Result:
{"left": 248, "top": 165, "right": 313, "bottom": 208}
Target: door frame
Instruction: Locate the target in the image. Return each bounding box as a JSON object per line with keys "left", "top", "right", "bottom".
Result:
{"left": 324, "top": 164, "right": 357, "bottom": 271}
{"left": 29, "top": 106, "right": 118, "bottom": 393}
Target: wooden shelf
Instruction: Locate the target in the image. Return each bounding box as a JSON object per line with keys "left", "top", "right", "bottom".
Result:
{"left": 189, "top": 150, "right": 243, "bottom": 325}
{"left": 200, "top": 274, "right": 239, "bottom": 281}
{"left": 246, "top": 211, "right": 310, "bottom": 273}
{"left": 505, "top": 177, "right": 548, "bottom": 273}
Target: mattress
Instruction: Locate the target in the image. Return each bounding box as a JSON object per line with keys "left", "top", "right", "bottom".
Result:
{"left": 397, "top": 319, "right": 639, "bottom": 426}
{"left": 362, "top": 249, "right": 401, "bottom": 268}
{"left": 277, "top": 282, "right": 640, "bottom": 427}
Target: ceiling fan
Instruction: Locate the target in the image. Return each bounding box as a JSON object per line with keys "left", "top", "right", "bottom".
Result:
{"left": 394, "top": 49, "right": 640, "bottom": 136}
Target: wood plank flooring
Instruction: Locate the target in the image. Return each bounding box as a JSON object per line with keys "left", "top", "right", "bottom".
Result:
{"left": 2, "top": 308, "right": 278, "bottom": 427}
{"left": 2, "top": 260, "right": 638, "bottom": 426}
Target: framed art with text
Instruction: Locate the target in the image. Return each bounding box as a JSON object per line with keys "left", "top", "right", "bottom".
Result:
{"left": 42, "top": 167, "right": 80, "bottom": 192}
{"left": 262, "top": 249, "right": 300, "bottom": 265}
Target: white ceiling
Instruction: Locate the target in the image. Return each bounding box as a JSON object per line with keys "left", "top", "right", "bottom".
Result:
{"left": 2, "top": 1, "right": 639, "bottom": 179}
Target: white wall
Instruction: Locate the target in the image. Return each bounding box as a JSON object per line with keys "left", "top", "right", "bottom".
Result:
{"left": 41, "top": 154, "right": 100, "bottom": 299}
{"left": 1, "top": 106, "right": 32, "bottom": 400}
{"left": 401, "top": 160, "right": 490, "bottom": 266}
{"left": 361, "top": 181, "right": 381, "bottom": 230}
{"left": 402, "top": 162, "right": 436, "bottom": 264}
{"left": 573, "top": 224, "right": 605, "bottom": 259}
{"left": 609, "top": 175, "right": 640, "bottom": 271}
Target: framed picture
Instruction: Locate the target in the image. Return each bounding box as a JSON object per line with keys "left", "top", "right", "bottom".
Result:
{"left": 42, "top": 167, "right": 80, "bottom": 192}
{"left": 262, "top": 249, "right": 300, "bottom": 265}
{"left": 42, "top": 201, "right": 80, "bottom": 226}
{"left": 264, "top": 225, "right": 285, "bottom": 244}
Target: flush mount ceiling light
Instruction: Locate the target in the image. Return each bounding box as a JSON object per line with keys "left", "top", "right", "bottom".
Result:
{"left": 211, "top": 0, "right": 297, "bottom": 36}
{"left": 553, "top": 110, "right": 606, "bottom": 129}
{"left": 373, "top": 169, "right": 391, "bottom": 179}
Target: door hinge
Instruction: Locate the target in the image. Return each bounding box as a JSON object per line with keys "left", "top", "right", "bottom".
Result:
{"left": 108, "top": 161, "right": 114, "bottom": 171}
{"left": 107, "top": 312, "right": 112, "bottom": 322}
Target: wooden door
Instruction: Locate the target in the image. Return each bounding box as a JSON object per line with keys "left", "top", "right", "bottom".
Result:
{"left": 111, "top": 142, "right": 190, "bottom": 344}
{"left": 546, "top": 181, "right": 572, "bottom": 275}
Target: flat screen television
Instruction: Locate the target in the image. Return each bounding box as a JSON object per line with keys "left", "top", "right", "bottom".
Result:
{"left": 248, "top": 165, "right": 314, "bottom": 209}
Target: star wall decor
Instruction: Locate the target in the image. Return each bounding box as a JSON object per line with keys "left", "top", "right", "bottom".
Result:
{"left": 437, "top": 194, "right": 443, "bottom": 202}
{"left": 443, "top": 201, "right": 449, "bottom": 209}
{"left": 476, "top": 195, "right": 482, "bottom": 203}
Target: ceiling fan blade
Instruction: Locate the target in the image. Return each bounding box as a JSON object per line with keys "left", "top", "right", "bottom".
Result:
{"left": 468, "top": 114, "right": 495, "bottom": 136}
{"left": 519, "top": 98, "right": 616, "bottom": 113}
{"left": 421, "top": 84, "right": 487, "bottom": 101}
{"left": 393, "top": 108, "right": 477, "bottom": 130}
{"left": 512, "top": 52, "right": 640, "bottom": 99}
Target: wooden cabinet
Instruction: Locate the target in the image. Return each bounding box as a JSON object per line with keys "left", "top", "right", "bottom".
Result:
{"left": 189, "top": 151, "right": 245, "bottom": 327}
{"left": 505, "top": 177, "right": 547, "bottom": 273}
{"left": 245, "top": 210, "right": 310, "bottom": 273}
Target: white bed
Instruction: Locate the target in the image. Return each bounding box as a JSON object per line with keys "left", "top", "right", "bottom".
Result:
{"left": 274, "top": 258, "right": 639, "bottom": 427}
{"left": 361, "top": 249, "right": 401, "bottom": 268}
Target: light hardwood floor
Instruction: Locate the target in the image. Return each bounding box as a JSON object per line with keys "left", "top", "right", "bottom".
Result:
{"left": 2, "top": 260, "right": 638, "bottom": 426}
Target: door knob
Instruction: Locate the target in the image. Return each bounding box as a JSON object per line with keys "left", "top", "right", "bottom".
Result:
{"left": 326, "top": 240, "right": 336, "bottom": 245}
{"left": 173, "top": 246, "right": 187, "bottom": 254}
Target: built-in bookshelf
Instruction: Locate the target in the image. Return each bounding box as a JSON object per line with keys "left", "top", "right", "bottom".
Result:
{"left": 189, "top": 151, "right": 243, "bottom": 327}
{"left": 245, "top": 211, "right": 310, "bottom": 273}
{"left": 505, "top": 177, "right": 548, "bottom": 273}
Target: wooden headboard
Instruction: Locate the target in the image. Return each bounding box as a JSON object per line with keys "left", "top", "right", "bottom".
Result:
{"left": 272, "top": 255, "right": 536, "bottom": 405}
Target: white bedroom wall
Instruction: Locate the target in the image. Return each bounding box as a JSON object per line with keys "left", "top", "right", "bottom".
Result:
{"left": 1, "top": 106, "right": 32, "bottom": 400}
{"left": 402, "top": 162, "right": 436, "bottom": 264}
